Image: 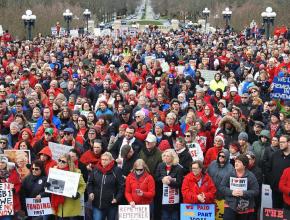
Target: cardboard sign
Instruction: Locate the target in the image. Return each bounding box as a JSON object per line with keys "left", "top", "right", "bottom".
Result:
{"left": 119, "top": 205, "right": 150, "bottom": 220}
{"left": 230, "top": 177, "right": 248, "bottom": 191}
{"left": 25, "top": 197, "right": 53, "bottom": 216}
{"left": 263, "top": 208, "right": 290, "bottom": 220}
{"left": 271, "top": 77, "right": 290, "bottom": 100}
{"left": 48, "top": 142, "right": 73, "bottom": 161}
{"left": 45, "top": 168, "right": 80, "bottom": 198}
{"left": 180, "top": 204, "right": 215, "bottom": 220}
{"left": 162, "top": 184, "right": 179, "bottom": 204}
{"left": 51, "top": 27, "right": 65, "bottom": 37}
{"left": 0, "top": 183, "right": 14, "bottom": 216}
{"left": 260, "top": 184, "right": 273, "bottom": 220}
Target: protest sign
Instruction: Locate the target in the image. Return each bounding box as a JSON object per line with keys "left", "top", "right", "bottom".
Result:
{"left": 215, "top": 199, "right": 224, "bottom": 220}
{"left": 189, "top": 60, "right": 197, "bottom": 68}
{"left": 4, "top": 149, "right": 31, "bottom": 164}
{"left": 0, "top": 183, "right": 14, "bottom": 216}
{"left": 45, "top": 168, "right": 80, "bottom": 198}
{"left": 51, "top": 27, "right": 65, "bottom": 37}
{"left": 271, "top": 77, "right": 290, "bottom": 100}
{"left": 48, "top": 142, "right": 73, "bottom": 161}
{"left": 263, "top": 208, "right": 290, "bottom": 220}
{"left": 198, "top": 70, "right": 218, "bottom": 82}
{"left": 230, "top": 177, "right": 248, "bottom": 191}
{"left": 162, "top": 184, "right": 179, "bottom": 204}
{"left": 260, "top": 184, "right": 273, "bottom": 220}
{"left": 145, "top": 56, "right": 154, "bottom": 67}
{"left": 119, "top": 205, "right": 150, "bottom": 220}
{"left": 25, "top": 197, "right": 53, "bottom": 216}
{"left": 176, "top": 65, "right": 185, "bottom": 74}
{"left": 180, "top": 204, "right": 215, "bottom": 220}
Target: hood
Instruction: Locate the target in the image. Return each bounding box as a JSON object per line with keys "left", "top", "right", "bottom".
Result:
{"left": 38, "top": 146, "right": 52, "bottom": 158}
{"left": 124, "top": 64, "right": 131, "bottom": 73}
{"left": 219, "top": 115, "right": 242, "bottom": 133}
{"left": 260, "top": 130, "right": 270, "bottom": 140}
{"left": 19, "top": 128, "right": 33, "bottom": 140}
{"left": 204, "top": 104, "right": 215, "bottom": 118}
{"left": 217, "top": 149, "right": 230, "bottom": 165}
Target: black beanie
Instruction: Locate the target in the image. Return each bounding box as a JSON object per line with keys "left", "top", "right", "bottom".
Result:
{"left": 236, "top": 154, "right": 249, "bottom": 167}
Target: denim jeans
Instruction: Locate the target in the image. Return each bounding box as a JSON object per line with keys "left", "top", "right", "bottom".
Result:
{"left": 224, "top": 207, "right": 255, "bottom": 220}
{"left": 92, "top": 207, "right": 116, "bottom": 220}
{"left": 161, "top": 209, "right": 179, "bottom": 220}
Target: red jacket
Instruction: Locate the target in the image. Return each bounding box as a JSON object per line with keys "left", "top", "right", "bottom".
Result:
{"left": 125, "top": 172, "right": 155, "bottom": 205}
{"left": 279, "top": 167, "right": 290, "bottom": 205}
{"left": 182, "top": 172, "right": 216, "bottom": 204}
{"left": 134, "top": 122, "right": 152, "bottom": 141}
{"left": 204, "top": 146, "right": 223, "bottom": 168}
{"left": 38, "top": 146, "right": 57, "bottom": 175}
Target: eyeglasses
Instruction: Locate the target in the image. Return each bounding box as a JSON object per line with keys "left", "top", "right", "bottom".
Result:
{"left": 135, "top": 115, "right": 141, "bottom": 118}
{"left": 185, "top": 135, "right": 191, "bottom": 137}
{"left": 135, "top": 169, "right": 144, "bottom": 171}
{"left": 250, "top": 90, "right": 258, "bottom": 94}
{"left": 219, "top": 155, "right": 226, "bottom": 158}
{"left": 88, "top": 132, "right": 96, "bottom": 135}
{"left": 45, "top": 132, "right": 52, "bottom": 136}
{"left": 58, "top": 159, "right": 67, "bottom": 164}
{"left": 64, "top": 133, "right": 72, "bottom": 136}
{"left": 0, "top": 141, "right": 6, "bottom": 144}
{"left": 0, "top": 91, "right": 5, "bottom": 93}
{"left": 31, "top": 167, "right": 40, "bottom": 171}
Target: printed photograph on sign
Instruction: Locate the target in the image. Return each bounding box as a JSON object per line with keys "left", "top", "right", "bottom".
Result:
{"left": 47, "top": 178, "right": 65, "bottom": 194}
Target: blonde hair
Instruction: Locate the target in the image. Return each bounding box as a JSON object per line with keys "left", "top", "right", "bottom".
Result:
{"left": 101, "top": 152, "right": 114, "bottom": 161}
{"left": 131, "top": 159, "right": 150, "bottom": 173}
{"left": 59, "top": 154, "right": 76, "bottom": 172}
{"left": 162, "top": 149, "right": 179, "bottom": 165}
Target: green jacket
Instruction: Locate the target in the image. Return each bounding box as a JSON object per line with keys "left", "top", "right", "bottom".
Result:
{"left": 252, "top": 130, "right": 270, "bottom": 168}
{"left": 139, "top": 147, "right": 162, "bottom": 175}
{"left": 56, "top": 169, "right": 86, "bottom": 217}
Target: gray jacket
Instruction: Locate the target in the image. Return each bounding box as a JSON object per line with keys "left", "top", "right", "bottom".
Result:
{"left": 208, "top": 149, "right": 234, "bottom": 200}
{"left": 220, "top": 169, "right": 259, "bottom": 212}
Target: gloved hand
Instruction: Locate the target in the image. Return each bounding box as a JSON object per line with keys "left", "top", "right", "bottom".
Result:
{"left": 204, "top": 122, "right": 212, "bottom": 131}
{"left": 44, "top": 182, "right": 51, "bottom": 188}
{"left": 72, "top": 192, "right": 80, "bottom": 200}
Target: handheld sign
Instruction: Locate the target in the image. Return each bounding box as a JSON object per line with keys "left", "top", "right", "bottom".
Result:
{"left": 0, "top": 183, "right": 14, "bottom": 216}
{"left": 230, "top": 177, "right": 248, "bottom": 191}
{"left": 25, "top": 197, "right": 53, "bottom": 216}
{"left": 180, "top": 204, "right": 215, "bottom": 220}
{"left": 48, "top": 142, "right": 73, "bottom": 161}
{"left": 271, "top": 77, "right": 290, "bottom": 100}
{"left": 263, "top": 208, "right": 290, "bottom": 220}
{"left": 119, "top": 205, "right": 150, "bottom": 220}
{"left": 162, "top": 184, "right": 179, "bottom": 204}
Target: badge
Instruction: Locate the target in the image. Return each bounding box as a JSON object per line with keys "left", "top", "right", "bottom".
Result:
{"left": 38, "top": 179, "right": 43, "bottom": 184}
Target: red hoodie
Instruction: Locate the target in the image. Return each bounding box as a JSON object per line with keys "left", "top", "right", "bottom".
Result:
{"left": 14, "top": 128, "right": 34, "bottom": 149}
{"left": 279, "top": 167, "right": 290, "bottom": 206}
{"left": 38, "top": 146, "right": 57, "bottom": 175}
{"left": 204, "top": 145, "right": 224, "bottom": 168}
{"left": 201, "top": 104, "right": 219, "bottom": 135}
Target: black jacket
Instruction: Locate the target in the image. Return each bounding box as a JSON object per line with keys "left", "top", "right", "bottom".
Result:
{"left": 109, "top": 137, "right": 144, "bottom": 159}
{"left": 75, "top": 84, "right": 97, "bottom": 106}
{"left": 262, "top": 145, "right": 279, "bottom": 184}
{"left": 177, "top": 148, "right": 193, "bottom": 175}
{"left": 121, "top": 151, "right": 139, "bottom": 177}
{"left": 87, "top": 165, "right": 124, "bottom": 209}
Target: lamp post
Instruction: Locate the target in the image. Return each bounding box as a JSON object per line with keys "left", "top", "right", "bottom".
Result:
{"left": 261, "top": 7, "right": 276, "bottom": 40}
{"left": 202, "top": 7, "right": 210, "bottom": 32}
{"left": 63, "top": 9, "right": 73, "bottom": 35}
{"left": 83, "top": 9, "right": 91, "bottom": 35}
{"left": 222, "top": 7, "right": 232, "bottom": 28}
{"left": 21, "top": 10, "right": 36, "bottom": 41}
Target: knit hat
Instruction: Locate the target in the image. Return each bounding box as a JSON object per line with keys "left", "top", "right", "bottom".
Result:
{"left": 236, "top": 154, "right": 249, "bottom": 167}
{"left": 238, "top": 132, "right": 248, "bottom": 141}
{"left": 0, "top": 155, "right": 8, "bottom": 164}
{"left": 119, "top": 124, "right": 129, "bottom": 130}
{"left": 155, "top": 121, "right": 165, "bottom": 130}
{"left": 215, "top": 133, "right": 225, "bottom": 145}
{"left": 158, "top": 140, "right": 171, "bottom": 152}
{"left": 271, "top": 111, "right": 280, "bottom": 120}
{"left": 120, "top": 144, "right": 132, "bottom": 158}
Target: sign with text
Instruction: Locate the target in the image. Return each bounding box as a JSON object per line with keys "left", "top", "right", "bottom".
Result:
{"left": 48, "top": 142, "right": 73, "bottom": 161}
{"left": 162, "top": 184, "right": 179, "bottom": 204}
{"left": 230, "top": 177, "right": 248, "bottom": 191}
{"left": 119, "top": 205, "right": 150, "bottom": 220}
{"left": 263, "top": 208, "right": 290, "bottom": 220}
{"left": 260, "top": 184, "right": 273, "bottom": 220}
{"left": 45, "top": 168, "right": 80, "bottom": 198}
{"left": 198, "top": 70, "right": 218, "bottom": 82}
{"left": 0, "top": 183, "right": 14, "bottom": 216}
{"left": 25, "top": 197, "right": 53, "bottom": 216}
{"left": 271, "top": 77, "right": 290, "bottom": 100}
{"left": 180, "top": 204, "right": 215, "bottom": 220}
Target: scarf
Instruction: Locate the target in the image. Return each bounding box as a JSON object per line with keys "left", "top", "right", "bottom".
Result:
{"left": 193, "top": 172, "right": 203, "bottom": 183}
{"left": 51, "top": 166, "right": 69, "bottom": 213}
{"left": 96, "top": 160, "right": 115, "bottom": 174}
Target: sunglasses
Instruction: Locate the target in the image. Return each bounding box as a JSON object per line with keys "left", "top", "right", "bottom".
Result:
{"left": 58, "top": 159, "right": 67, "bottom": 164}
{"left": 31, "top": 167, "right": 40, "bottom": 171}
{"left": 0, "top": 141, "right": 6, "bottom": 144}
{"left": 219, "top": 155, "right": 226, "bottom": 158}
{"left": 250, "top": 90, "right": 258, "bottom": 94}
{"left": 45, "top": 132, "right": 52, "bottom": 135}
{"left": 185, "top": 135, "right": 191, "bottom": 137}
{"left": 135, "top": 169, "right": 144, "bottom": 172}
{"left": 64, "top": 133, "right": 72, "bottom": 136}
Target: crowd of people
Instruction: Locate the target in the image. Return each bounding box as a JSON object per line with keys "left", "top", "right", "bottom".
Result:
{"left": 0, "top": 23, "right": 289, "bottom": 220}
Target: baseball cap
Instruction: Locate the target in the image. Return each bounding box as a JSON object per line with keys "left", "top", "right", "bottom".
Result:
{"left": 64, "top": 127, "right": 74, "bottom": 133}
{"left": 45, "top": 128, "right": 53, "bottom": 135}
{"left": 145, "top": 133, "right": 157, "bottom": 143}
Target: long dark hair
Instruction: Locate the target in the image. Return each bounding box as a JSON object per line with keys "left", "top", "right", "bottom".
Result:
{"left": 31, "top": 160, "right": 46, "bottom": 176}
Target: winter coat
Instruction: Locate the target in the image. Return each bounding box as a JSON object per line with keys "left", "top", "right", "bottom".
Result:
{"left": 110, "top": 137, "right": 144, "bottom": 159}
{"left": 139, "top": 147, "right": 162, "bottom": 175}
{"left": 176, "top": 148, "right": 193, "bottom": 174}
{"left": 279, "top": 167, "right": 290, "bottom": 206}
{"left": 34, "top": 116, "right": 61, "bottom": 133}
{"left": 220, "top": 169, "right": 259, "bottom": 213}
{"left": 217, "top": 115, "right": 242, "bottom": 149}
{"left": 208, "top": 149, "right": 234, "bottom": 199}
{"left": 38, "top": 147, "right": 57, "bottom": 175}
{"left": 181, "top": 172, "right": 216, "bottom": 204}
{"left": 252, "top": 130, "right": 270, "bottom": 168}
{"left": 122, "top": 151, "right": 139, "bottom": 177}
{"left": 125, "top": 171, "right": 155, "bottom": 205}
{"left": 262, "top": 145, "right": 279, "bottom": 184}
{"left": 56, "top": 169, "right": 86, "bottom": 217}
{"left": 87, "top": 165, "right": 124, "bottom": 209}
{"left": 204, "top": 146, "right": 223, "bottom": 168}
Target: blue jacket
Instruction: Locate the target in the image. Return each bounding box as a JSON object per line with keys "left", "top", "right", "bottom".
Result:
{"left": 34, "top": 116, "right": 61, "bottom": 133}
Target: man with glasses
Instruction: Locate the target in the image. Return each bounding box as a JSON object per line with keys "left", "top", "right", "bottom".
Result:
{"left": 34, "top": 128, "right": 56, "bottom": 155}
{"left": 268, "top": 135, "right": 290, "bottom": 208}
{"left": 0, "top": 136, "right": 9, "bottom": 154}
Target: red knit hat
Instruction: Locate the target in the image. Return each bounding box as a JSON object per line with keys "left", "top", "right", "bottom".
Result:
{"left": 158, "top": 140, "right": 171, "bottom": 152}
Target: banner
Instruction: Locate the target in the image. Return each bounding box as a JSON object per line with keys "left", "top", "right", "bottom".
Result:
{"left": 162, "top": 184, "right": 179, "bottom": 204}
{"left": 230, "top": 177, "right": 248, "bottom": 191}
{"left": 48, "top": 142, "right": 73, "bottom": 161}
{"left": 198, "top": 70, "right": 218, "bottom": 82}
{"left": 180, "top": 204, "right": 215, "bottom": 220}
{"left": 271, "top": 77, "right": 290, "bottom": 100}
{"left": 25, "top": 197, "right": 53, "bottom": 216}
{"left": 0, "top": 183, "right": 14, "bottom": 216}
{"left": 45, "top": 168, "right": 80, "bottom": 198}
{"left": 260, "top": 184, "right": 273, "bottom": 220}
{"left": 119, "top": 205, "right": 150, "bottom": 220}
{"left": 263, "top": 208, "right": 290, "bottom": 220}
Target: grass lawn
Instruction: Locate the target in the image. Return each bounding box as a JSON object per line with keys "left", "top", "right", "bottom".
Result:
{"left": 135, "top": 20, "right": 163, "bottom": 25}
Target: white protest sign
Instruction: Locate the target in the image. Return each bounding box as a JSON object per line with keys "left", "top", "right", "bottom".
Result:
{"left": 80, "top": 194, "right": 85, "bottom": 216}
{"left": 94, "top": 28, "right": 101, "bottom": 36}
{"left": 176, "top": 65, "right": 185, "bottom": 74}
{"left": 48, "top": 142, "right": 73, "bottom": 161}
{"left": 260, "top": 184, "right": 273, "bottom": 220}
{"left": 70, "top": 30, "right": 79, "bottom": 38}
{"left": 198, "top": 70, "right": 218, "bottom": 82}
{"left": 162, "top": 184, "right": 179, "bottom": 204}
{"left": 25, "top": 197, "right": 53, "bottom": 216}
{"left": 119, "top": 205, "right": 150, "bottom": 220}
{"left": 0, "top": 183, "right": 14, "bottom": 216}
{"left": 145, "top": 56, "right": 154, "bottom": 67}
{"left": 230, "top": 177, "right": 248, "bottom": 191}
{"left": 45, "top": 168, "right": 80, "bottom": 198}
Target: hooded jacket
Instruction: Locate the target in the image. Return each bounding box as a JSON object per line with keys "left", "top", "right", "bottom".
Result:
{"left": 208, "top": 149, "right": 235, "bottom": 200}
{"left": 38, "top": 146, "right": 57, "bottom": 175}
{"left": 252, "top": 130, "right": 270, "bottom": 168}
{"left": 201, "top": 104, "right": 220, "bottom": 135}
{"left": 14, "top": 128, "right": 34, "bottom": 149}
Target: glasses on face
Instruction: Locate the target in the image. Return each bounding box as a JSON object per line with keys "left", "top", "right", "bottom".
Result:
{"left": 135, "top": 169, "right": 144, "bottom": 172}
{"left": 219, "top": 155, "right": 226, "bottom": 158}
{"left": 0, "top": 141, "right": 6, "bottom": 144}
{"left": 64, "top": 133, "right": 72, "bottom": 136}
{"left": 88, "top": 132, "right": 96, "bottom": 135}
{"left": 185, "top": 135, "right": 191, "bottom": 137}
{"left": 58, "top": 159, "right": 67, "bottom": 164}
{"left": 32, "top": 167, "right": 40, "bottom": 171}
{"left": 135, "top": 115, "right": 141, "bottom": 118}
{"left": 251, "top": 90, "right": 258, "bottom": 94}
{"left": 45, "top": 132, "right": 52, "bottom": 136}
